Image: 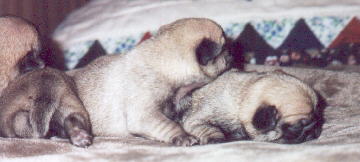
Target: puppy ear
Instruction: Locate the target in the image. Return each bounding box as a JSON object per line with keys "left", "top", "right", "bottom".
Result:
{"left": 195, "top": 38, "right": 223, "bottom": 65}
{"left": 18, "top": 50, "right": 45, "bottom": 74}
{"left": 252, "top": 105, "right": 279, "bottom": 132}
{"left": 158, "top": 24, "right": 173, "bottom": 35}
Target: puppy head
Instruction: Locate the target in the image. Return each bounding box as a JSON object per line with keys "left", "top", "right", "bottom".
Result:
{"left": 18, "top": 50, "right": 45, "bottom": 74}
{"left": 157, "top": 18, "right": 232, "bottom": 81}
{"left": 0, "top": 15, "right": 41, "bottom": 73}
{"left": 240, "top": 72, "right": 321, "bottom": 144}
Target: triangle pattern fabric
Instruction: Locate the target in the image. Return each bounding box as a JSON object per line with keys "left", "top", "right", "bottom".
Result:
{"left": 137, "top": 32, "right": 153, "bottom": 45}
{"left": 223, "top": 22, "right": 247, "bottom": 39}
{"left": 64, "top": 40, "right": 95, "bottom": 69}
{"left": 75, "top": 40, "right": 107, "bottom": 68}
{"left": 306, "top": 16, "right": 352, "bottom": 48}
{"left": 98, "top": 35, "right": 141, "bottom": 54}
{"left": 231, "top": 23, "right": 275, "bottom": 65}
{"left": 251, "top": 18, "right": 297, "bottom": 48}
{"left": 328, "top": 17, "right": 360, "bottom": 49}
{"left": 277, "top": 18, "right": 324, "bottom": 51}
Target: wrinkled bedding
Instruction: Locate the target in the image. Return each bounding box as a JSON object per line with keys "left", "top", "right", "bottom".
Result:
{"left": 1, "top": 65, "right": 360, "bottom": 162}
{"left": 0, "top": 106, "right": 360, "bottom": 162}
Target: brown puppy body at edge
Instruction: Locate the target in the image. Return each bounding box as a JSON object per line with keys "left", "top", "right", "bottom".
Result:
{"left": 0, "top": 15, "right": 44, "bottom": 95}
{"left": 0, "top": 68, "right": 92, "bottom": 147}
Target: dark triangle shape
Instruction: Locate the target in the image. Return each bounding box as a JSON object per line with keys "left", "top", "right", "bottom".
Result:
{"left": 278, "top": 19, "right": 324, "bottom": 51}
{"left": 229, "top": 23, "right": 275, "bottom": 65}
{"left": 75, "top": 40, "right": 107, "bottom": 68}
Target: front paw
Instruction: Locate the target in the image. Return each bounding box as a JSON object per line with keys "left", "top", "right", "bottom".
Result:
{"left": 69, "top": 128, "right": 93, "bottom": 148}
{"left": 199, "top": 132, "right": 226, "bottom": 145}
{"left": 171, "top": 134, "right": 199, "bottom": 146}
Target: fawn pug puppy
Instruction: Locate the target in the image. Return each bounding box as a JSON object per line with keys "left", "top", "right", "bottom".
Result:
{"left": 70, "top": 18, "right": 232, "bottom": 146}
{"left": 172, "top": 69, "right": 320, "bottom": 144}
{"left": 0, "top": 16, "right": 90, "bottom": 147}
{"left": 0, "top": 15, "right": 44, "bottom": 94}
{"left": 0, "top": 68, "right": 92, "bottom": 147}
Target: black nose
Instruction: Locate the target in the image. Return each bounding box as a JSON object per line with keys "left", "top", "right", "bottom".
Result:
{"left": 281, "top": 118, "right": 321, "bottom": 144}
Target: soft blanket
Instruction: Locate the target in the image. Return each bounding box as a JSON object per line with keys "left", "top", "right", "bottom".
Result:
{"left": 1, "top": 65, "right": 360, "bottom": 162}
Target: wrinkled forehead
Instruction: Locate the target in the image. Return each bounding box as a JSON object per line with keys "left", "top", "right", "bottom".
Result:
{"left": 276, "top": 100, "right": 315, "bottom": 125}
{"left": 280, "top": 100, "right": 313, "bottom": 114}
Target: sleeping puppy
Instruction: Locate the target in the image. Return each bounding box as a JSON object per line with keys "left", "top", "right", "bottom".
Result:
{"left": 0, "top": 68, "right": 92, "bottom": 147}
{"left": 70, "top": 18, "right": 232, "bottom": 146}
{"left": 172, "top": 69, "right": 320, "bottom": 144}
{"left": 0, "top": 15, "right": 44, "bottom": 95}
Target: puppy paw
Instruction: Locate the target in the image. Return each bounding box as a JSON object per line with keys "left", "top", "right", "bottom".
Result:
{"left": 200, "top": 136, "right": 226, "bottom": 145}
{"left": 199, "top": 132, "right": 225, "bottom": 145}
{"left": 206, "top": 137, "right": 226, "bottom": 144}
{"left": 171, "top": 134, "right": 199, "bottom": 146}
{"left": 69, "top": 129, "right": 93, "bottom": 148}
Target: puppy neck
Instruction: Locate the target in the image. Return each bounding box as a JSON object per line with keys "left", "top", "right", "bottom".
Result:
{"left": 129, "top": 38, "right": 207, "bottom": 87}
{"left": 162, "top": 88, "right": 194, "bottom": 123}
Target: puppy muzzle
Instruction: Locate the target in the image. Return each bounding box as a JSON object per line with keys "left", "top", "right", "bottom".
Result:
{"left": 280, "top": 118, "right": 321, "bottom": 144}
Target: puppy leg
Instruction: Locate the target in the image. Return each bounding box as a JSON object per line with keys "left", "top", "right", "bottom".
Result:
{"left": 13, "top": 111, "right": 33, "bottom": 138}
{"left": 183, "top": 118, "right": 225, "bottom": 145}
{"left": 63, "top": 113, "right": 92, "bottom": 147}
{"left": 173, "top": 82, "right": 207, "bottom": 106}
{"left": 127, "top": 110, "right": 199, "bottom": 146}
{"left": 1, "top": 92, "right": 58, "bottom": 138}
{"left": 56, "top": 94, "right": 92, "bottom": 147}
{"left": 0, "top": 99, "right": 31, "bottom": 138}
{"left": 0, "top": 111, "right": 18, "bottom": 138}
{"left": 175, "top": 94, "right": 225, "bottom": 144}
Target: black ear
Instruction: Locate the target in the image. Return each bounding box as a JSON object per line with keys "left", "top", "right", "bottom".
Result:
{"left": 195, "top": 38, "right": 222, "bottom": 65}
{"left": 18, "top": 50, "right": 45, "bottom": 74}
{"left": 252, "top": 106, "right": 278, "bottom": 132}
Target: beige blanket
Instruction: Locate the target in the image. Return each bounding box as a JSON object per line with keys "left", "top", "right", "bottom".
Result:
{"left": 1, "top": 65, "right": 360, "bottom": 162}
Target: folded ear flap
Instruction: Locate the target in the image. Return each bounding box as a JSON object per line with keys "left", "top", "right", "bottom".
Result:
{"left": 18, "top": 50, "right": 45, "bottom": 74}
{"left": 252, "top": 105, "right": 279, "bottom": 132}
{"left": 195, "top": 38, "right": 223, "bottom": 65}
{"left": 158, "top": 23, "right": 173, "bottom": 35}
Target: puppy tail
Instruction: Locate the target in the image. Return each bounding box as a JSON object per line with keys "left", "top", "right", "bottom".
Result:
{"left": 29, "top": 95, "right": 58, "bottom": 138}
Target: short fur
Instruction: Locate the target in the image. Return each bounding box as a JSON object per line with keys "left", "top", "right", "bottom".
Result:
{"left": 0, "top": 68, "right": 92, "bottom": 147}
{"left": 0, "top": 15, "right": 43, "bottom": 95}
{"left": 69, "top": 18, "right": 232, "bottom": 146}
{"left": 173, "top": 69, "right": 321, "bottom": 144}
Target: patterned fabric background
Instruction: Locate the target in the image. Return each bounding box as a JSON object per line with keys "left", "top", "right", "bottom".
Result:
{"left": 64, "top": 16, "right": 360, "bottom": 69}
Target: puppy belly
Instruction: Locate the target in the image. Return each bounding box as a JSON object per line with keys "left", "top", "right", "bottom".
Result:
{"left": 91, "top": 117, "right": 129, "bottom": 137}
{"left": 87, "top": 103, "right": 129, "bottom": 137}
